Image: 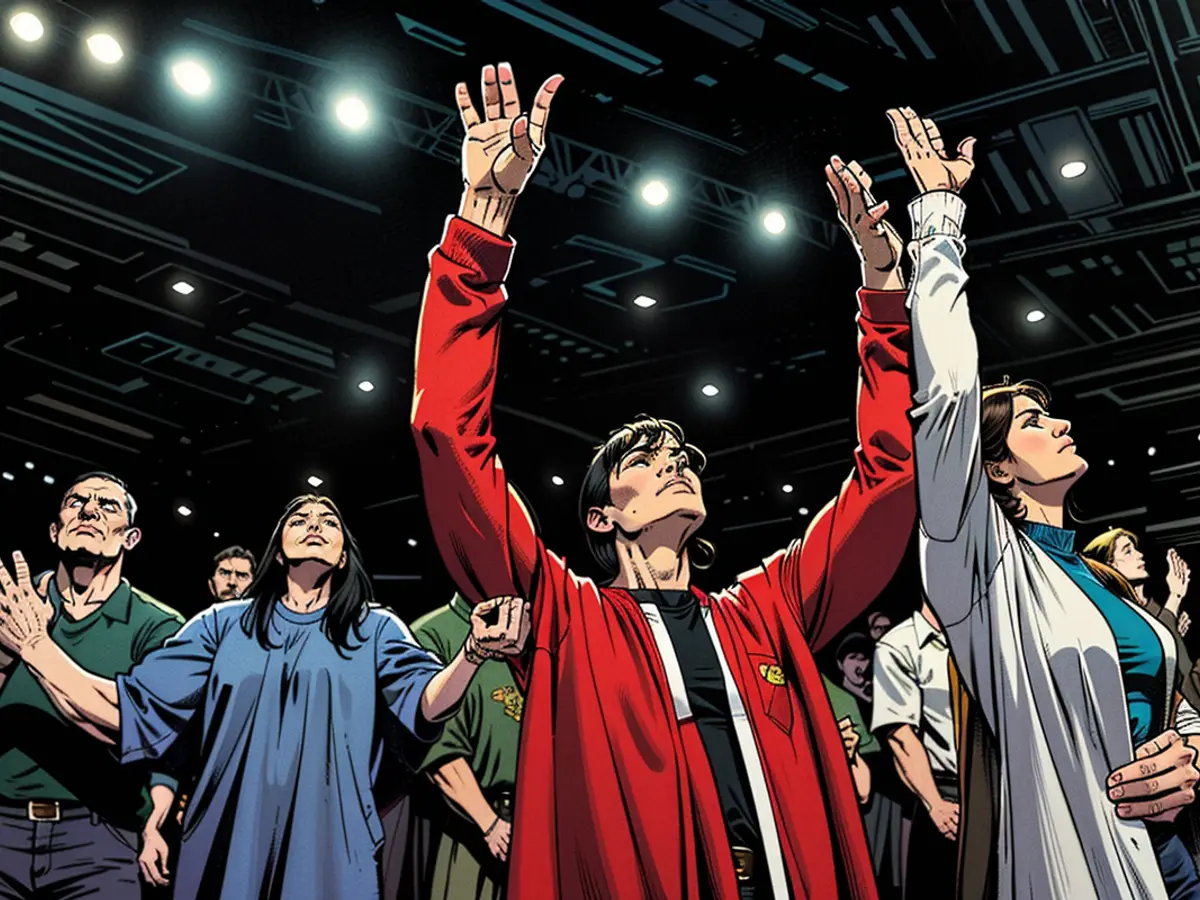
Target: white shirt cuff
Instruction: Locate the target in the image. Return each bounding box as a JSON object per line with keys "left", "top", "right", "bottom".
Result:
{"left": 908, "top": 191, "right": 966, "bottom": 241}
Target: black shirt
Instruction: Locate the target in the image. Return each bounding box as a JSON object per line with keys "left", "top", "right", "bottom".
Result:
{"left": 630, "top": 589, "right": 770, "bottom": 895}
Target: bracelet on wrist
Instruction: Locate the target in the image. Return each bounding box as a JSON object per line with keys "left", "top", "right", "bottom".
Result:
{"left": 482, "top": 814, "right": 500, "bottom": 837}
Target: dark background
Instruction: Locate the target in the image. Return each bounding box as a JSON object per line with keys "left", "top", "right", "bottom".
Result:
{"left": 2, "top": 0, "right": 1199, "bottom": 655}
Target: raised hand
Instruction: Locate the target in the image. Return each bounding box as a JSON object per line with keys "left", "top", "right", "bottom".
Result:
{"left": 1180, "top": 611, "right": 1192, "bottom": 638}
{"left": 457, "top": 64, "right": 563, "bottom": 199}
{"left": 838, "top": 716, "right": 862, "bottom": 761}
{"left": 825, "top": 156, "right": 904, "bottom": 290}
{"left": 1167, "top": 548, "right": 1191, "bottom": 602}
{"left": 887, "top": 107, "right": 976, "bottom": 194}
{"left": 466, "top": 595, "right": 531, "bottom": 662}
{"left": 1107, "top": 728, "right": 1199, "bottom": 823}
{"left": 0, "top": 551, "right": 53, "bottom": 658}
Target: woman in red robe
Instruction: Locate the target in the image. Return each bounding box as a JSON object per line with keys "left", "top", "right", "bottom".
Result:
{"left": 411, "top": 64, "right": 917, "bottom": 900}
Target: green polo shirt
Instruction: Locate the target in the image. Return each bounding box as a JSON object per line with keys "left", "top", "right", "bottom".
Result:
{"left": 0, "top": 573, "right": 184, "bottom": 829}
{"left": 823, "top": 674, "right": 880, "bottom": 755}
{"left": 411, "top": 596, "right": 523, "bottom": 816}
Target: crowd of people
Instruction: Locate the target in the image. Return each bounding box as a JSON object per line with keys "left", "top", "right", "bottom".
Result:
{"left": 0, "top": 63, "right": 1198, "bottom": 900}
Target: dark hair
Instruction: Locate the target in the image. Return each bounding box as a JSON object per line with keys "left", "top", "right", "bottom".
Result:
{"left": 62, "top": 471, "right": 138, "bottom": 524}
{"left": 213, "top": 545, "right": 257, "bottom": 573}
{"left": 578, "top": 415, "right": 715, "bottom": 583}
{"left": 240, "top": 494, "right": 372, "bottom": 654}
{"left": 979, "top": 379, "right": 1052, "bottom": 521}
{"left": 836, "top": 632, "right": 872, "bottom": 663}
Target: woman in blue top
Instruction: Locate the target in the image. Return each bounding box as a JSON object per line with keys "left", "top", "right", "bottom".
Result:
{"left": 0, "top": 493, "right": 529, "bottom": 900}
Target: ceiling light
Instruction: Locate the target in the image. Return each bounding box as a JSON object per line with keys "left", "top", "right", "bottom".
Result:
{"left": 1060, "top": 160, "right": 1087, "bottom": 179}
{"left": 782, "top": 484, "right": 794, "bottom": 493}
{"left": 1026, "top": 309, "right": 1046, "bottom": 323}
{"left": 641, "top": 180, "right": 669, "bottom": 206}
{"left": 172, "top": 60, "right": 212, "bottom": 96}
{"left": 357, "top": 380, "right": 375, "bottom": 392}
{"left": 551, "top": 475, "right": 565, "bottom": 486}
{"left": 172, "top": 280, "right": 195, "bottom": 296}
{"left": 335, "top": 96, "right": 370, "bottom": 130}
{"left": 1148, "top": 447, "right": 1157, "bottom": 457}
{"left": 24, "top": 461, "right": 34, "bottom": 470}
{"left": 701, "top": 383, "right": 720, "bottom": 397}
{"left": 9, "top": 11, "right": 45, "bottom": 42}
{"left": 407, "top": 538, "right": 418, "bottom": 547}
{"left": 1, "top": 472, "right": 13, "bottom": 481}
{"left": 633, "top": 295, "right": 657, "bottom": 309}
{"left": 1107, "top": 459, "right": 1115, "bottom": 466}
{"left": 86, "top": 33, "right": 123, "bottom": 64}
{"left": 42, "top": 475, "right": 54, "bottom": 485}
{"left": 307, "top": 475, "right": 324, "bottom": 488}
{"left": 799, "top": 506, "right": 809, "bottom": 516}
{"left": 213, "top": 531, "right": 220, "bottom": 538}
{"left": 762, "top": 210, "right": 787, "bottom": 234}
{"left": 177, "top": 505, "right": 193, "bottom": 517}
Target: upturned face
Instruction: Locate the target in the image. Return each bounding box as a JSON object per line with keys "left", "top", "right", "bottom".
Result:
{"left": 589, "top": 437, "right": 707, "bottom": 540}
{"left": 50, "top": 476, "right": 140, "bottom": 559}
{"left": 279, "top": 501, "right": 346, "bottom": 570}
{"left": 1111, "top": 535, "right": 1148, "bottom": 582}
{"left": 210, "top": 557, "right": 254, "bottom": 599}
{"left": 841, "top": 652, "right": 870, "bottom": 687}
{"left": 987, "top": 394, "right": 1088, "bottom": 493}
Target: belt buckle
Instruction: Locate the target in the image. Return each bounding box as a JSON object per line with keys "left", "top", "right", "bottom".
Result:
{"left": 27, "top": 801, "right": 60, "bottom": 823}
{"left": 731, "top": 846, "right": 754, "bottom": 883}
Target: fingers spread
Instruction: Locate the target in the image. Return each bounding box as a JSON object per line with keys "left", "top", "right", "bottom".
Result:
{"left": 481, "top": 64, "right": 502, "bottom": 120}
{"left": 528, "top": 74, "right": 563, "bottom": 149}
{"left": 12, "top": 552, "right": 31, "bottom": 592}
{"left": 957, "top": 136, "right": 978, "bottom": 162}
{"left": 510, "top": 116, "right": 535, "bottom": 161}
{"left": 922, "top": 118, "right": 945, "bottom": 153}
{"left": 900, "top": 107, "right": 931, "bottom": 151}
{"left": 497, "top": 62, "right": 521, "bottom": 118}
{"left": 455, "top": 83, "right": 481, "bottom": 130}
{"left": 846, "top": 160, "right": 873, "bottom": 191}
{"left": 0, "top": 561, "right": 17, "bottom": 599}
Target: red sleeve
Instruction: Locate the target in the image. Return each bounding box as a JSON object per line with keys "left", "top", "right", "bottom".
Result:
{"left": 780, "top": 288, "right": 915, "bottom": 652}
{"left": 410, "top": 216, "right": 546, "bottom": 610}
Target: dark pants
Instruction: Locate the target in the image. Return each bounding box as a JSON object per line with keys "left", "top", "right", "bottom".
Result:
{"left": 1151, "top": 824, "right": 1200, "bottom": 900}
{"left": 0, "top": 804, "right": 139, "bottom": 899}
{"left": 903, "top": 778, "right": 957, "bottom": 900}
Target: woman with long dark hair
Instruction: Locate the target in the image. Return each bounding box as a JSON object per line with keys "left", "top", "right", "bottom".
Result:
{"left": 892, "top": 103, "right": 1200, "bottom": 899}
{"left": 0, "top": 494, "right": 528, "bottom": 900}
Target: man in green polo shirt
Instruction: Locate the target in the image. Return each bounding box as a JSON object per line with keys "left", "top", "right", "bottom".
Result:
{"left": 398, "top": 593, "right": 523, "bottom": 900}
{"left": 0, "top": 471, "right": 184, "bottom": 897}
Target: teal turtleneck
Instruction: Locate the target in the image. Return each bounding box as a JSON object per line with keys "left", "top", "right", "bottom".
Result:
{"left": 1023, "top": 521, "right": 1166, "bottom": 746}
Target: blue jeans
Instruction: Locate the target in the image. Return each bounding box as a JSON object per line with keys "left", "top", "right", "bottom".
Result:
{"left": 1152, "top": 826, "right": 1200, "bottom": 900}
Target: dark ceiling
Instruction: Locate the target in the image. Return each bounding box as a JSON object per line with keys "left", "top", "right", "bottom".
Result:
{"left": 2, "top": 0, "right": 1200, "bottom": 624}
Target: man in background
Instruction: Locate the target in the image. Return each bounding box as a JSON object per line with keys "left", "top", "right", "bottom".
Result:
{"left": 0, "top": 472, "right": 183, "bottom": 898}
{"left": 208, "top": 546, "right": 256, "bottom": 601}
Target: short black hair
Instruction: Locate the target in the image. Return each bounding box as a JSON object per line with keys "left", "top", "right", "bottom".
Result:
{"left": 835, "top": 632, "right": 872, "bottom": 664}
{"left": 62, "top": 471, "right": 138, "bottom": 524}
{"left": 213, "top": 545, "right": 256, "bottom": 573}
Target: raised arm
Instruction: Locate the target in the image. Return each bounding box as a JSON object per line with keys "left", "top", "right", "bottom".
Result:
{"left": 781, "top": 158, "right": 915, "bottom": 650}
{"left": 410, "top": 64, "right": 563, "bottom": 605}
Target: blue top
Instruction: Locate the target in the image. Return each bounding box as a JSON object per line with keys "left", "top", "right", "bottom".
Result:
{"left": 115, "top": 599, "right": 443, "bottom": 900}
{"left": 1023, "top": 522, "right": 1166, "bottom": 745}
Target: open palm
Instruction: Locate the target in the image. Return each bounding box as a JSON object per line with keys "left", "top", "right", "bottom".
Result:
{"left": 887, "top": 107, "right": 976, "bottom": 194}
{"left": 457, "top": 64, "right": 563, "bottom": 196}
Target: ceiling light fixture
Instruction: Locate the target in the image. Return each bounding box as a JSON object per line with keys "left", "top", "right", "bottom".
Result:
{"left": 799, "top": 506, "right": 810, "bottom": 516}
{"left": 213, "top": 531, "right": 220, "bottom": 538}
{"left": 177, "top": 505, "right": 193, "bottom": 517}
{"left": 1, "top": 472, "right": 13, "bottom": 481}
{"left": 86, "top": 33, "right": 123, "bottom": 64}
{"left": 1026, "top": 309, "right": 1046, "bottom": 323}
{"left": 335, "top": 95, "right": 370, "bottom": 130}
{"left": 551, "top": 475, "right": 565, "bottom": 486}
{"left": 701, "top": 384, "right": 720, "bottom": 397}
{"left": 357, "top": 380, "right": 375, "bottom": 392}
{"left": 42, "top": 474, "right": 54, "bottom": 485}
{"left": 1148, "top": 447, "right": 1157, "bottom": 457}
{"left": 171, "top": 59, "right": 212, "bottom": 96}
{"left": 307, "top": 475, "right": 324, "bottom": 488}
{"left": 782, "top": 484, "right": 794, "bottom": 493}
{"left": 172, "top": 280, "right": 195, "bottom": 295}
{"left": 762, "top": 210, "right": 787, "bottom": 234}
{"left": 633, "top": 295, "right": 657, "bottom": 309}
{"left": 641, "top": 180, "right": 669, "bottom": 206}
{"left": 9, "top": 11, "right": 45, "bottom": 42}
{"left": 1060, "top": 160, "right": 1087, "bottom": 179}
{"left": 407, "top": 538, "right": 418, "bottom": 547}
{"left": 24, "top": 461, "right": 34, "bottom": 470}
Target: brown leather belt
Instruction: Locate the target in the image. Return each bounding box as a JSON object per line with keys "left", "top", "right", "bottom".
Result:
{"left": 732, "top": 846, "right": 754, "bottom": 883}
{"left": 26, "top": 801, "right": 60, "bottom": 822}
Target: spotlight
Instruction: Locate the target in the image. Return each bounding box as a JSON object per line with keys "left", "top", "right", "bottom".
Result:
{"left": 24, "top": 461, "right": 34, "bottom": 470}
{"left": 357, "top": 380, "right": 375, "bottom": 392}
{"left": 335, "top": 96, "right": 370, "bottom": 130}
{"left": 633, "top": 295, "right": 657, "bottom": 309}
{"left": 172, "top": 281, "right": 195, "bottom": 296}
{"left": 9, "top": 11, "right": 45, "bottom": 42}
{"left": 1026, "top": 309, "right": 1046, "bottom": 323}
{"left": 1060, "top": 161, "right": 1087, "bottom": 179}
{"left": 172, "top": 59, "right": 212, "bottom": 96}
{"left": 701, "top": 384, "right": 720, "bottom": 397}
{"left": 1, "top": 472, "right": 13, "bottom": 481}
{"left": 641, "top": 180, "right": 669, "bottom": 206}
{"left": 762, "top": 210, "right": 787, "bottom": 235}
{"left": 42, "top": 474, "right": 54, "bottom": 485}
{"left": 407, "top": 538, "right": 418, "bottom": 548}
{"left": 1148, "top": 447, "right": 1157, "bottom": 457}
{"left": 86, "top": 33, "right": 123, "bottom": 65}
{"left": 177, "top": 505, "right": 193, "bottom": 517}
{"left": 799, "top": 506, "right": 810, "bottom": 516}
{"left": 782, "top": 484, "right": 794, "bottom": 494}
{"left": 551, "top": 475, "right": 565, "bottom": 486}
{"left": 307, "top": 475, "right": 324, "bottom": 488}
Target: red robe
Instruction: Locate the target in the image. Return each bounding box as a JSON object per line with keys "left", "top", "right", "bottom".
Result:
{"left": 412, "top": 216, "right": 915, "bottom": 900}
